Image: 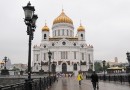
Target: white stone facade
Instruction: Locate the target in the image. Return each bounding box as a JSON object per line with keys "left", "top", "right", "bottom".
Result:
{"left": 32, "top": 11, "right": 94, "bottom": 74}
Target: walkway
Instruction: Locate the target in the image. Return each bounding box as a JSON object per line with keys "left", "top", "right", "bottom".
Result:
{"left": 48, "top": 77, "right": 130, "bottom": 90}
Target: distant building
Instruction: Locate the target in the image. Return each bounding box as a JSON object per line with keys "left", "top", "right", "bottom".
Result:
{"left": 107, "top": 57, "right": 128, "bottom": 67}
{"left": 11, "top": 64, "right": 27, "bottom": 71}
{"left": 107, "top": 57, "right": 128, "bottom": 73}
{"left": 94, "top": 58, "right": 129, "bottom": 74}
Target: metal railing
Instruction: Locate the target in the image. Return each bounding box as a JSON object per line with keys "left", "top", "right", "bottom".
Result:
{"left": 0, "top": 76, "right": 56, "bottom": 90}
{"left": 86, "top": 74, "right": 130, "bottom": 85}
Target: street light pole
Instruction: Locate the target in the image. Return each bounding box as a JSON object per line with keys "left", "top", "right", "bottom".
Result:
{"left": 102, "top": 60, "right": 106, "bottom": 81}
{"left": 23, "top": 2, "right": 38, "bottom": 90}
{"left": 48, "top": 51, "right": 52, "bottom": 77}
{"left": 3, "top": 56, "right": 8, "bottom": 70}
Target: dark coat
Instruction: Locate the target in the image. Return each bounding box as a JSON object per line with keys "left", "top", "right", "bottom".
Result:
{"left": 91, "top": 73, "right": 99, "bottom": 82}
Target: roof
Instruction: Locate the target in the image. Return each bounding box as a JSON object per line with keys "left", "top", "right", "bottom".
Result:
{"left": 107, "top": 67, "right": 123, "bottom": 70}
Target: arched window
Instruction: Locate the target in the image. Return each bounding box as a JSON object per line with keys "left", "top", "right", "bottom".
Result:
{"left": 58, "top": 30, "right": 60, "bottom": 36}
{"left": 36, "top": 65, "right": 38, "bottom": 70}
{"left": 81, "top": 34, "right": 83, "bottom": 39}
{"left": 70, "top": 31, "right": 72, "bottom": 36}
{"left": 44, "top": 34, "right": 46, "bottom": 39}
{"left": 62, "top": 63, "right": 67, "bottom": 73}
{"left": 51, "top": 64, "right": 56, "bottom": 73}
{"left": 67, "top": 30, "right": 69, "bottom": 36}
{"left": 55, "top": 30, "right": 56, "bottom": 36}
{"left": 81, "top": 53, "right": 84, "bottom": 60}
{"left": 62, "top": 29, "right": 64, "bottom": 35}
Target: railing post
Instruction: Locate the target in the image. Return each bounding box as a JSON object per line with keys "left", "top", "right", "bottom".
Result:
{"left": 108, "top": 75, "right": 110, "bottom": 82}
{"left": 47, "top": 77, "right": 49, "bottom": 88}
{"left": 11, "top": 85, "right": 14, "bottom": 90}
{"left": 43, "top": 77, "right": 46, "bottom": 90}
{"left": 25, "top": 79, "right": 29, "bottom": 90}
{"left": 39, "top": 78, "right": 41, "bottom": 90}
{"left": 0, "top": 86, "right": 2, "bottom": 90}
{"left": 120, "top": 75, "right": 122, "bottom": 84}
{"left": 49, "top": 76, "right": 52, "bottom": 86}
{"left": 128, "top": 74, "right": 130, "bottom": 85}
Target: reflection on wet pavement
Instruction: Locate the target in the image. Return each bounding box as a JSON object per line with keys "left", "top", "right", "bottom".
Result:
{"left": 48, "top": 77, "right": 130, "bottom": 90}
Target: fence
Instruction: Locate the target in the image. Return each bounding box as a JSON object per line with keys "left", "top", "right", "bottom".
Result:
{"left": 86, "top": 74, "right": 130, "bottom": 85}
{"left": 0, "top": 76, "right": 56, "bottom": 90}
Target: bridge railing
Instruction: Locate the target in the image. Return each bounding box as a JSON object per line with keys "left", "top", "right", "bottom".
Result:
{"left": 0, "top": 76, "right": 56, "bottom": 90}
{"left": 86, "top": 74, "right": 130, "bottom": 85}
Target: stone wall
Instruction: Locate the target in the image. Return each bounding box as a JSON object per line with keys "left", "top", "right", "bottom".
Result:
{"left": 0, "top": 78, "right": 25, "bottom": 86}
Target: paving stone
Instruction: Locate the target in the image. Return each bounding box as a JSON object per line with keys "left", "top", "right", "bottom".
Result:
{"left": 48, "top": 77, "right": 130, "bottom": 90}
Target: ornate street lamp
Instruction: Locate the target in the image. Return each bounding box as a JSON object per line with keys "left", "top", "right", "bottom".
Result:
{"left": 48, "top": 50, "right": 52, "bottom": 77}
{"left": 23, "top": 2, "right": 38, "bottom": 90}
{"left": 102, "top": 60, "right": 106, "bottom": 81}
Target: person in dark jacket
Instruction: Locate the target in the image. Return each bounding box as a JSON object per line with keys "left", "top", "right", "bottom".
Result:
{"left": 91, "top": 71, "right": 99, "bottom": 90}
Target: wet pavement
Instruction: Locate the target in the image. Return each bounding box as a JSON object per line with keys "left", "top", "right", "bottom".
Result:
{"left": 48, "top": 77, "right": 130, "bottom": 90}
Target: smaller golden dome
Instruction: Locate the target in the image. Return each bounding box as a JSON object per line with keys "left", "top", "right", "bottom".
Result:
{"left": 42, "top": 23, "right": 49, "bottom": 31}
{"left": 77, "top": 24, "right": 85, "bottom": 31}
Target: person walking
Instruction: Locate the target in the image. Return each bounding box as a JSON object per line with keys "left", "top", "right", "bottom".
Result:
{"left": 91, "top": 71, "right": 99, "bottom": 90}
{"left": 77, "top": 71, "right": 83, "bottom": 85}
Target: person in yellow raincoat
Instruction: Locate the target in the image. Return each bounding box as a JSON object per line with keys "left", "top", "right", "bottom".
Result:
{"left": 77, "top": 71, "right": 83, "bottom": 85}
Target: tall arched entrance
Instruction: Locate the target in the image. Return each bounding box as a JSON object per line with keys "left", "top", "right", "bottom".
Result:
{"left": 62, "top": 63, "right": 67, "bottom": 73}
{"left": 51, "top": 64, "right": 56, "bottom": 73}
{"left": 73, "top": 63, "right": 77, "bottom": 71}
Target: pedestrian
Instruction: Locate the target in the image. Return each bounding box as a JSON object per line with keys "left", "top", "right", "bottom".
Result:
{"left": 77, "top": 71, "right": 83, "bottom": 85}
{"left": 91, "top": 71, "right": 99, "bottom": 90}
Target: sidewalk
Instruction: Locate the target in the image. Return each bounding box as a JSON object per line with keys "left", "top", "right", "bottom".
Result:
{"left": 48, "top": 77, "right": 130, "bottom": 90}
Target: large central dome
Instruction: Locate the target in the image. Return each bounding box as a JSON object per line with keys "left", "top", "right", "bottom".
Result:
{"left": 53, "top": 10, "right": 73, "bottom": 25}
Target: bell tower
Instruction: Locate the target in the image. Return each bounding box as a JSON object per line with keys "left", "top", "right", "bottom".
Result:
{"left": 42, "top": 23, "right": 50, "bottom": 41}
{"left": 77, "top": 23, "right": 85, "bottom": 40}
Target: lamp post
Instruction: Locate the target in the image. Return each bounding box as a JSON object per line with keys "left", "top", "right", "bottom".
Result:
{"left": 3, "top": 56, "right": 8, "bottom": 70}
{"left": 23, "top": 2, "right": 38, "bottom": 90}
{"left": 48, "top": 50, "right": 52, "bottom": 77}
{"left": 126, "top": 52, "right": 130, "bottom": 73}
{"left": 102, "top": 60, "right": 106, "bottom": 81}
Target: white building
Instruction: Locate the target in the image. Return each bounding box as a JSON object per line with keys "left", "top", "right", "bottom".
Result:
{"left": 11, "top": 64, "right": 27, "bottom": 71}
{"left": 32, "top": 10, "right": 94, "bottom": 75}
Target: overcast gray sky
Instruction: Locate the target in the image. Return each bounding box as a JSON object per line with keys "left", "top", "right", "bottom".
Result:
{"left": 0, "top": 0, "right": 130, "bottom": 64}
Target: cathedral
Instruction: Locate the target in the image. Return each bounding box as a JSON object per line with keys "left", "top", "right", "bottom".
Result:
{"left": 32, "top": 10, "right": 94, "bottom": 75}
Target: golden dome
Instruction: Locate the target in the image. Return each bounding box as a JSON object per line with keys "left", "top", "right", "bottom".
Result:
{"left": 77, "top": 24, "right": 85, "bottom": 31}
{"left": 42, "top": 23, "right": 49, "bottom": 31}
{"left": 53, "top": 10, "right": 73, "bottom": 25}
